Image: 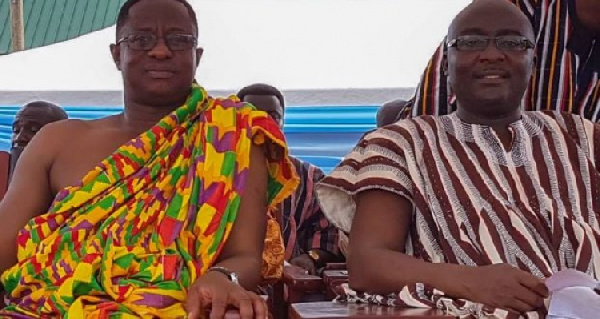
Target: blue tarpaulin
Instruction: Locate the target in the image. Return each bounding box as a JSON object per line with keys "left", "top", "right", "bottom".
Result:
{"left": 0, "top": 105, "right": 378, "bottom": 173}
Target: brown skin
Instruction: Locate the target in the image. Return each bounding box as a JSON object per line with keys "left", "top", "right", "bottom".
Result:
{"left": 0, "top": 0, "right": 267, "bottom": 317}
{"left": 242, "top": 93, "right": 318, "bottom": 275}
{"left": 348, "top": 0, "right": 548, "bottom": 315}
{"left": 576, "top": 0, "right": 600, "bottom": 34}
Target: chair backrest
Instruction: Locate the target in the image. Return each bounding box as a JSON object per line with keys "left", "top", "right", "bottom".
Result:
{"left": 0, "top": 151, "right": 10, "bottom": 201}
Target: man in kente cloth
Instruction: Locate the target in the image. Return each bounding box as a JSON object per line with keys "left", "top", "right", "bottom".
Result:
{"left": 0, "top": 0, "right": 298, "bottom": 318}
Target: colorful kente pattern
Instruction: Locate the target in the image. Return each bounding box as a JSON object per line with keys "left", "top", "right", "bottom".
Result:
{"left": 0, "top": 84, "right": 298, "bottom": 318}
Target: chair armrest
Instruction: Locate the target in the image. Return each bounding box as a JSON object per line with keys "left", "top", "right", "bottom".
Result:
{"left": 282, "top": 265, "right": 323, "bottom": 293}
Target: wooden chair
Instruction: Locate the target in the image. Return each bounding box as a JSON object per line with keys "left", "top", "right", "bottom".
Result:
{"left": 270, "top": 263, "right": 350, "bottom": 319}
{"left": 289, "top": 302, "right": 456, "bottom": 319}
{"left": 0, "top": 151, "right": 10, "bottom": 201}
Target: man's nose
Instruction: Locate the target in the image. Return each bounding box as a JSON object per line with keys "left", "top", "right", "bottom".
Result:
{"left": 479, "top": 41, "right": 506, "bottom": 62}
{"left": 148, "top": 38, "right": 173, "bottom": 59}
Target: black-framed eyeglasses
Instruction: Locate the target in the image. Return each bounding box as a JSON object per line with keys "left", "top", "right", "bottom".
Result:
{"left": 117, "top": 32, "right": 197, "bottom": 51}
{"left": 447, "top": 35, "right": 534, "bottom": 52}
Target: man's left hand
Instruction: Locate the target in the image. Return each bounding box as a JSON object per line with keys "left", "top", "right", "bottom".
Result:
{"left": 289, "top": 254, "right": 317, "bottom": 275}
{"left": 185, "top": 271, "right": 268, "bottom": 319}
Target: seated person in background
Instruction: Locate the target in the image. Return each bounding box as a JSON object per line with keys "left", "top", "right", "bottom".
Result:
{"left": 376, "top": 99, "right": 407, "bottom": 127}
{"left": 398, "top": 0, "right": 600, "bottom": 121}
{"left": 10, "top": 101, "right": 68, "bottom": 177}
{"left": 0, "top": 0, "right": 298, "bottom": 317}
{"left": 316, "top": 1, "right": 600, "bottom": 317}
{"left": 238, "top": 83, "right": 344, "bottom": 275}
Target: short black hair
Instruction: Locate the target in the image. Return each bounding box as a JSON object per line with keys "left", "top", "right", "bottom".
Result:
{"left": 237, "top": 83, "right": 285, "bottom": 109}
{"left": 116, "top": 0, "right": 198, "bottom": 37}
{"left": 18, "top": 101, "right": 68, "bottom": 121}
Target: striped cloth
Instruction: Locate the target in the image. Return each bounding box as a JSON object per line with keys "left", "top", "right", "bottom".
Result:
{"left": 400, "top": 0, "right": 600, "bottom": 121}
{"left": 0, "top": 84, "right": 298, "bottom": 318}
{"left": 317, "top": 111, "right": 600, "bottom": 318}
{"left": 277, "top": 156, "right": 339, "bottom": 260}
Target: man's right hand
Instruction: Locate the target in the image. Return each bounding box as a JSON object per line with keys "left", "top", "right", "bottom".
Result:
{"left": 451, "top": 263, "right": 549, "bottom": 314}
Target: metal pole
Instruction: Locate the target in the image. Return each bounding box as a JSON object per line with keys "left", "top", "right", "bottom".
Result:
{"left": 10, "top": 0, "right": 25, "bottom": 52}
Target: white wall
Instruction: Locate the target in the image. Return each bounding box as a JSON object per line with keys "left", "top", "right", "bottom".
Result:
{"left": 0, "top": 0, "right": 470, "bottom": 91}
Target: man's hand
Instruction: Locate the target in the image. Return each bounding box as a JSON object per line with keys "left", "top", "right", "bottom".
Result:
{"left": 450, "top": 263, "right": 549, "bottom": 314}
{"left": 289, "top": 254, "right": 317, "bottom": 275}
{"left": 186, "top": 271, "right": 268, "bottom": 319}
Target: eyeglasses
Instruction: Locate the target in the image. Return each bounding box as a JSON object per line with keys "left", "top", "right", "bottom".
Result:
{"left": 117, "top": 32, "right": 197, "bottom": 51}
{"left": 447, "top": 35, "right": 534, "bottom": 52}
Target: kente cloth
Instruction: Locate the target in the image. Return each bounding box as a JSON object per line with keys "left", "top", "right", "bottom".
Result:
{"left": 0, "top": 84, "right": 298, "bottom": 318}
{"left": 317, "top": 111, "right": 600, "bottom": 318}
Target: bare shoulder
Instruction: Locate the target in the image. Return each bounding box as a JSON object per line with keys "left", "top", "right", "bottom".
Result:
{"left": 35, "top": 118, "right": 92, "bottom": 141}
{"left": 26, "top": 115, "right": 121, "bottom": 164}
{"left": 35, "top": 115, "right": 119, "bottom": 143}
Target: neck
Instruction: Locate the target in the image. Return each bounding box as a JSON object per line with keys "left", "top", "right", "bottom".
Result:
{"left": 456, "top": 103, "right": 521, "bottom": 129}
{"left": 456, "top": 104, "right": 521, "bottom": 150}
{"left": 121, "top": 98, "right": 185, "bottom": 134}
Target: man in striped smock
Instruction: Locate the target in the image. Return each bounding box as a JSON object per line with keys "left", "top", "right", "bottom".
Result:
{"left": 396, "top": 0, "right": 600, "bottom": 122}
{"left": 316, "top": 0, "right": 600, "bottom": 318}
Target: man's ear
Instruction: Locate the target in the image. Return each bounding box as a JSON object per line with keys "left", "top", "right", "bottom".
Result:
{"left": 195, "top": 47, "right": 204, "bottom": 68}
{"left": 110, "top": 43, "right": 121, "bottom": 71}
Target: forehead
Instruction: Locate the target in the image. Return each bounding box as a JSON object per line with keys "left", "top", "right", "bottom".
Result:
{"left": 15, "top": 106, "right": 54, "bottom": 121}
{"left": 450, "top": 3, "right": 532, "bottom": 38}
{"left": 242, "top": 95, "right": 283, "bottom": 112}
{"left": 123, "top": 0, "right": 195, "bottom": 34}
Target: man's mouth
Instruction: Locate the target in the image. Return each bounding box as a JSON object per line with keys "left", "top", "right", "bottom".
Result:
{"left": 475, "top": 69, "right": 509, "bottom": 79}
{"left": 475, "top": 71, "right": 509, "bottom": 84}
{"left": 482, "top": 74, "right": 502, "bottom": 79}
{"left": 147, "top": 70, "right": 175, "bottom": 79}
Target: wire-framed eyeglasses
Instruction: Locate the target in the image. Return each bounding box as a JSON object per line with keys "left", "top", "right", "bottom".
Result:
{"left": 447, "top": 35, "right": 534, "bottom": 52}
{"left": 117, "top": 32, "right": 197, "bottom": 51}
